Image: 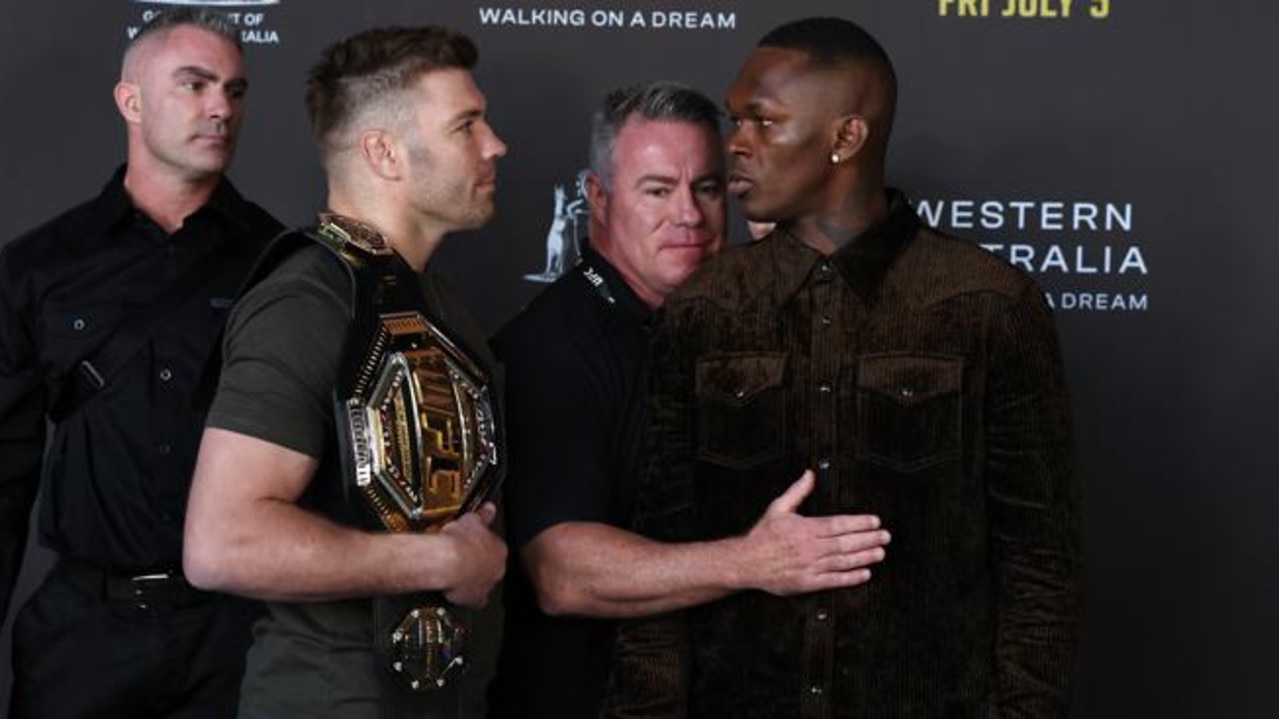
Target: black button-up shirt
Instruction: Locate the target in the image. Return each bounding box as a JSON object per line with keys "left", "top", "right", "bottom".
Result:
{"left": 0, "top": 168, "right": 280, "bottom": 616}
{"left": 609, "top": 192, "right": 1083, "bottom": 718}
{"left": 490, "top": 245, "right": 653, "bottom": 718}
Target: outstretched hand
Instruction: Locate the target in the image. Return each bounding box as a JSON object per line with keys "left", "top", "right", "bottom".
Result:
{"left": 739, "top": 470, "right": 889, "bottom": 596}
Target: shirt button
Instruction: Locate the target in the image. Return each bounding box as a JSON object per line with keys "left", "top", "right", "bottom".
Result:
{"left": 816, "top": 609, "right": 828, "bottom": 622}
{"left": 72, "top": 318, "right": 86, "bottom": 331}
{"left": 818, "top": 383, "right": 833, "bottom": 394}
{"left": 809, "top": 685, "right": 824, "bottom": 696}
{"left": 817, "top": 458, "right": 831, "bottom": 471}
{"left": 159, "top": 368, "right": 173, "bottom": 382}
{"left": 820, "top": 314, "right": 833, "bottom": 326}
{"left": 157, "top": 443, "right": 172, "bottom": 455}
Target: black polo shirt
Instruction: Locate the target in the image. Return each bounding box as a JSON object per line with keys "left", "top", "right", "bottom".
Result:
{"left": 0, "top": 167, "right": 280, "bottom": 615}
{"left": 488, "top": 245, "right": 652, "bottom": 718}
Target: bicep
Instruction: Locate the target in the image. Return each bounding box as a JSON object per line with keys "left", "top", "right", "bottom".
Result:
{"left": 206, "top": 253, "right": 349, "bottom": 458}
{"left": 190, "top": 426, "right": 318, "bottom": 511}
{"left": 520, "top": 521, "right": 639, "bottom": 576}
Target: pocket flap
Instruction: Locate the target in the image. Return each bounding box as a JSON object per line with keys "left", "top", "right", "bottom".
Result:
{"left": 696, "top": 352, "right": 787, "bottom": 407}
{"left": 858, "top": 354, "right": 962, "bottom": 407}
{"left": 43, "top": 300, "right": 121, "bottom": 341}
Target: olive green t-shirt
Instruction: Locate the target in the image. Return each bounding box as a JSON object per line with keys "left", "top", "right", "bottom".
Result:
{"left": 207, "top": 240, "right": 501, "bottom": 718}
{"left": 209, "top": 241, "right": 497, "bottom": 458}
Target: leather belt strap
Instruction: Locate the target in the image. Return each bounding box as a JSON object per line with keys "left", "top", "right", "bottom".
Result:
{"left": 57, "top": 557, "right": 212, "bottom": 608}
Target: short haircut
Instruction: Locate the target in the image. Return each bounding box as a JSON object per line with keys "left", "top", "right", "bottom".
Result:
{"left": 306, "top": 26, "right": 478, "bottom": 155}
{"left": 759, "top": 16, "right": 894, "bottom": 78}
{"left": 122, "top": 8, "right": 241, "bottom": 74}
{"left": 760, "top": 16, "right": 896, "bottom": 113}
{"left": 588, "top": 81, "right": 721, "bottom": 191}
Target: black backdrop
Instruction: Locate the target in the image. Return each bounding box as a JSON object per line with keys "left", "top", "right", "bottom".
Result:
{"left": 2, "top": 2, "right": 1276, "bottom": 716}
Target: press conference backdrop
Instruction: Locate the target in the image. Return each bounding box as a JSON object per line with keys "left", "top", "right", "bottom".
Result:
{"left": 1, "top": 1, "right": 1275, "bottom": 716}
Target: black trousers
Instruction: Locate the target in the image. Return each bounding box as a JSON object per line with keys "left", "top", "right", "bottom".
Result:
{"left": 9, "top": 558, "right": 262, "bottom": 719}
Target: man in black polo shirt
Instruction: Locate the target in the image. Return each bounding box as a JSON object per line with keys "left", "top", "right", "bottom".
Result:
{"left": 489, "top": 81, "right": 892, "bottom": 718}
{"left": 0, "top": 9, "right": 279, "bottom": 719}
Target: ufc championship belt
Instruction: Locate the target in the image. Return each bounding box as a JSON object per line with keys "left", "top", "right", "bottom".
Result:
{"left": 315, "top": 213, "right": 502, "bottom": 694}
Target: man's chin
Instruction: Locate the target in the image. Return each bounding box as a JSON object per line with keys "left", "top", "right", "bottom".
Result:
{"left": 454, "top": 204, "right": 496, "bottom": 232}
{"left": 737, "top": 198, "right": 775, "bottom": 224}
{"left": 178, "top": 160, "right": 231, "bottom": 183}
{"left": 189, "top": 150, "right": 235, "bottom": 175}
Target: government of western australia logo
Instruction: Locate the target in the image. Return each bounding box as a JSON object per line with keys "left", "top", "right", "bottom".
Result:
{"left": 133, "top": 1, "right": 279, "bottom": 5}
{"left": 524, "top": 170, "right": 590, "bottom": 283}
{"left": 128, "top": 0, "right": 283, "bottom": 44}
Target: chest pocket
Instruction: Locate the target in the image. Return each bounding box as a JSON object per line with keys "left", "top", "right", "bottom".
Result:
{"left": 856, "top": 354, "right": 962, "bottom": 472}
{"left": 695, "top": 352, "right": 787, "bottom": 470}
{"left": 39, "top": 300, "right": 122, "bottom": 377}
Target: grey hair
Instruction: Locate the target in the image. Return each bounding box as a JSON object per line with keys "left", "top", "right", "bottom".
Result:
{"left": 588, "top": 81, "right": 721, "bottom": 191}
{"left": 123, "top": 8, "right": 241, "bottom": 72}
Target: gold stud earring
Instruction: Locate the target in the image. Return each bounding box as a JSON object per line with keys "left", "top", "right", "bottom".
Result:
{"left": 830, "top": 153, "right": 840, "bottom": 164}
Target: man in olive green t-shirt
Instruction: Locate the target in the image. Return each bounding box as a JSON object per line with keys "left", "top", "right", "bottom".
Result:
{"left": 182, "top": 26, "right": 509, "bottom": 718}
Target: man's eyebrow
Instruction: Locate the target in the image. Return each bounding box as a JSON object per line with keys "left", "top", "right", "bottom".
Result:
{"left": 447, "top": 107, "right": 484, "bottom": 125}
{"left": 173, "top": 65, "right": 218, "bottom": 81}
{"left": 173, "top": 66, "right": 249, "bottom": 92}
{"left": 634, "top": 174, "right": 678, "bottom": 186}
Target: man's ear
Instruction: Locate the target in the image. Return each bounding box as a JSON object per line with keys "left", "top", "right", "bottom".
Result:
{"left": 360, "top": 129, "right": 403, "bottom": 181}
{"left": 114, "top": 81, "right": 142, "bottom": 124}
{"left": 831, "top": 114, "right": 869, "bottom": 164}
{"left": 585, "top": 171, "right": 609, "bottom": 222}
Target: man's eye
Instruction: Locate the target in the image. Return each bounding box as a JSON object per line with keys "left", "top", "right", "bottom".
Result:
{"left": 757, "top": 117, "right": 774, "bottom": 128}
{"left": 646, "top": 187, "right": 672, "bottom": 198}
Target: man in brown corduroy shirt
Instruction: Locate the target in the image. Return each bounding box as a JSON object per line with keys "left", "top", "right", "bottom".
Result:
{"left": 607, "top": 16, "right": 1084, "bottom": 719}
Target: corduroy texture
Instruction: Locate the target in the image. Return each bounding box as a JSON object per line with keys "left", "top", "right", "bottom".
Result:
{"left": 607, "top": 192, "right": 1083, "bottom": 719}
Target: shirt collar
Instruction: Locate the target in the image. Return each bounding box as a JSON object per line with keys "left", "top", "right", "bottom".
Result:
{"left": 204, "top": 174, "right": 259, "bottom": 233}
{"left": 81, "top": 164, "right": 254, "bottom": 236}
{"left": 770, "top": 189, "right": 920, "bottom": 307}
{"left": 80, "top": 165, "right": 134, "bottom": 235}
{"left": 579, "top": 243, "right": 655, "bottom": 327}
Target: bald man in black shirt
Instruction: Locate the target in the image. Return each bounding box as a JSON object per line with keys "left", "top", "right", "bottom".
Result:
{"left": 0, "top": 10, "right": 279, "bottom": 718}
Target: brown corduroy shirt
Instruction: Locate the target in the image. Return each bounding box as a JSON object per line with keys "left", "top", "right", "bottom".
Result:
{"left": 607, "top": 191, "right": 1084, "bottom": 719}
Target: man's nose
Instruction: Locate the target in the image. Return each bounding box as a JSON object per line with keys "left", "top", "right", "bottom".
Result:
{"left": 726, "top": 124, "right": 751, "bottom": 157}
{"left": 207, "top": 87, "right": 237, "bottom": 121}
{"left": 674, "top": 184, "right": 704, "bottom": 226}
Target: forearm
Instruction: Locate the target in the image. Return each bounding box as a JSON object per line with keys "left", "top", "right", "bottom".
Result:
{"left": 526, "top": 473, "right": 891, "bottom": 618}
{"left": 524, "top": 522, "right": 748, "bottom": 618}
{"left": 992, "top": 539, "right": 1083, "bottom": 717}
{"left": 990, "top": 468, "right": 1083, "bottom": 715}
{"left": 184, "top": 427, "right": 475, "bottom": 603}
{"left": 0, "top": 379, "right": 47, "bottom": 614}
{"left": 185, "top": 496, "right": 465, "bottom": 602}
{"left": 0, "top": 430, "right": 42, "bottom": 617}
